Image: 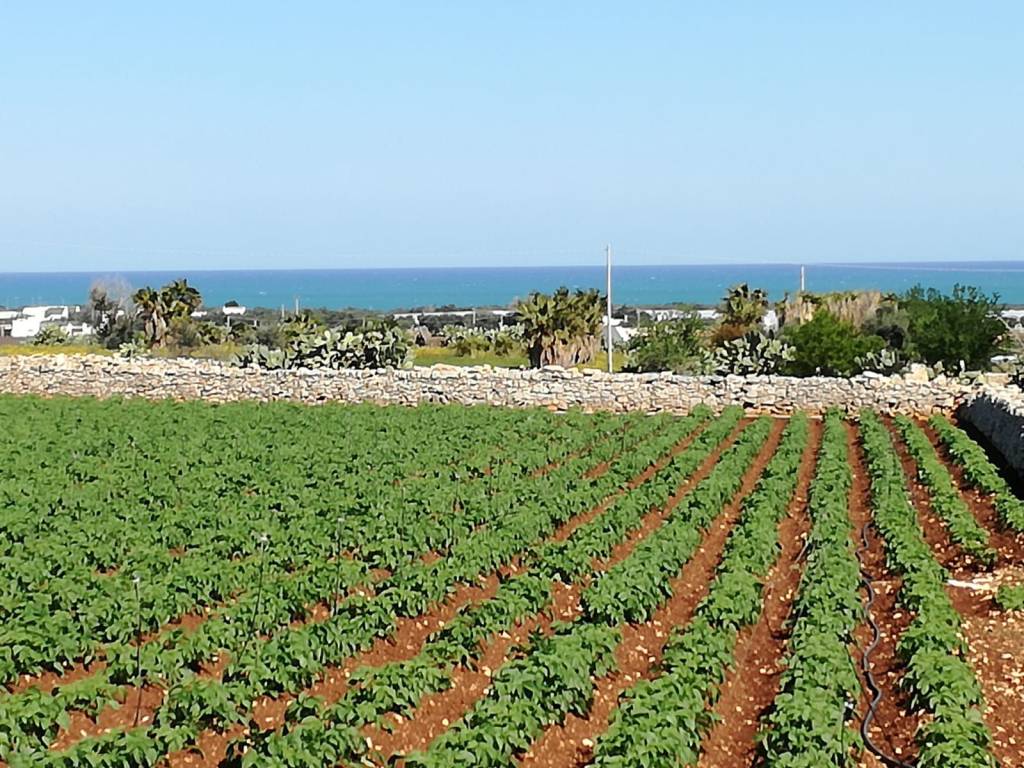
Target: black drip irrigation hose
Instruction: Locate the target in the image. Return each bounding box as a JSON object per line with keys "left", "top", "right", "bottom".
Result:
{"left": 856, "top": 521, "right": 915, "bottom": 768}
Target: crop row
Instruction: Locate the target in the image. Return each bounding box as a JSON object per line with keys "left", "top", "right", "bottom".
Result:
{"left": 892, "top": 415, "right": 995, "bottom": 564}
{"left": 0, "top": 403, "right": 660, "bottom": 761}
{"left": 0, "top": 401, "right": 633, "bottom": 684}
{"left": 226, "top": 408, "right": 750, "bottom": 766}
{"left": 758, "top": 410, "right": 863, "bottom": 766}
{"left": 859, "top": 411, "right": 997, "bottom": 768}
{"left": 399, "top": 415, "right": 774, "bottom": 767}
{"left": 5, "top": 409, "right": 718, "bottom": 766}
{"left": 589, "top": 414, "right": 809, "bottom": 766}
{"left": 929, "top": 413, "right": 1024, "bottom": 531}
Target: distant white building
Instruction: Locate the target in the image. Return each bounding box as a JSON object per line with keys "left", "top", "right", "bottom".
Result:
{"left": 602, "top": 318, "right": 638, "bottom": 348}
{"left": 0, "top": 305, "right": 93, "bottom": 339}
{"left": 222, "top": 304, "right": 247, "bottom": 316}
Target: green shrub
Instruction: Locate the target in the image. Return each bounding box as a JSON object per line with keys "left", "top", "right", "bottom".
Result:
{"left": 713, "top": 330, "right": 793, "bottom": 375}
{"left": 783, "top": 310, "right": 884, "bottom": 376}
{"left": 236, "top": 320, "right": 411, "bottom": 370}
{"left": 900, "top": 284, "right": 1006, "bottom": 371}
{"left": 623, "top": 315, "right": 709, "bottom": 373}
{"left": 31, "top": 325, "right": 70, "bottom": 346}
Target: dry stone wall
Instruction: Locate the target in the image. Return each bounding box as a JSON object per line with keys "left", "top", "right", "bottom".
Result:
{"left": 958, "top": 389, "right": 1024, "bottom": 477}
{"left": 0, "top": 354, "right": 1004, "bottom": 416}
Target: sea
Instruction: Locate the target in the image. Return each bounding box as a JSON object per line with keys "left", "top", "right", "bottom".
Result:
{"left": 3, "top": 262, "right": 1024, "bottom": 311}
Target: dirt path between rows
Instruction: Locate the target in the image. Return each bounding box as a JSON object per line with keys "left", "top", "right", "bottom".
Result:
{"left": 847, "top": 421, "right": 920, "bottom": 768}
{"left": 513, "top": 420, "right": 786, "bottom": 768}
{"left": 162, "top": 420, "right": 718, "bottom": 767}
{"left": 696, "top": 419, "right": 821, "bottom": 768}
{"left": 368, "top": 420, "right": 752, "bottom": 765}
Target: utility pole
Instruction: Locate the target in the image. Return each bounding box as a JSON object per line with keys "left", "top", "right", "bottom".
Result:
{"left": 606, "top": 244, "right": 613, "bottom": 373}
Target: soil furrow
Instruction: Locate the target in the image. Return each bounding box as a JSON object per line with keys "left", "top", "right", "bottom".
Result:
{"left": 847, "top": 422, "right": 920, "bottom": 768}
{"left": 920, "top": 420, "right": 1024, "bottom": 566}
{"left": 884, "top": 417, "right": 975, "bottom": 576}
{"left": 514, "top": 420, "right": 786, "bottom": 768}
{"left": 364, "top": 419, "right": 756, "bottom": 765}
{"left": 153, "top": 421, "right": 710, "bottom": 766}
{"left": 695, "top": 418, "right": 821, "bottom": 768}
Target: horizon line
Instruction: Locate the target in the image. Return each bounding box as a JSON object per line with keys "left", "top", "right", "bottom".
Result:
{"left": 4, "top": 258, "right": 1024, "bottom": 277}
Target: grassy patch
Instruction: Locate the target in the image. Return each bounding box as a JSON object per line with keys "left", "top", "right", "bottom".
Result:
{"left": 0, "top": 343, "right": 113, "bottom": 356}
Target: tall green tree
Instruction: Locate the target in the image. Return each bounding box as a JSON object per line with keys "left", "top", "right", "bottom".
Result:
{"left": 899, "top": 284, "right": 1006, "bottom": 371}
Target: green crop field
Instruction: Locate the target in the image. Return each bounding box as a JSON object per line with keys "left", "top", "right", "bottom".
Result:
{"left": 0, "top": 396, "right": 1021, "bottom": 767}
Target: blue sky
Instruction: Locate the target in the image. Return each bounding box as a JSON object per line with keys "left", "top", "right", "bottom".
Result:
{"left": 1, "top": 2, "right": 1022, "bottom": 271}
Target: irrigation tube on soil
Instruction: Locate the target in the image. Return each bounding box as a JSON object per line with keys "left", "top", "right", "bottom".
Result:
{"left": 856, "top": 520, "right": 915, "bottom": 768}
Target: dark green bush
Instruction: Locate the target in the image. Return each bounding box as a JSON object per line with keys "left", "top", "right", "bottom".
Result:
{"left": 900, "top": 284, "right": 1006, "bottom": 371}
{"left": 783, "top": 310, "right": 884, "bottom": 376}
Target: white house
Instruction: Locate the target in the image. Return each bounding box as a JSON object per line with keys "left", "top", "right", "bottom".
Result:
{"left": 1, "top": 306, "right": 93, "bottom": 339}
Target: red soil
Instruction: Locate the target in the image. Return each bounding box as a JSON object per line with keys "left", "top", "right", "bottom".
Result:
{"left": 514, "top": 420, "right": 786, "bottom": 768}
{"left": 369, "top": 419, "right": 754, "bottom": 766}
{"left": 696, "top": 419, "right": 821, "bottom": 768}
{"left": 847, "top": 423, "right": 921, "bottom": 768}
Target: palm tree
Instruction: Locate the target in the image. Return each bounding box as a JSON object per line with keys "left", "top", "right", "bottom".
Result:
{"left": 517, "top": 287, "right": 604, "bottom": 367}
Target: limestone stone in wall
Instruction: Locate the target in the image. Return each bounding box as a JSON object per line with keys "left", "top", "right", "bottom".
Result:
{"left": 958, "top": 388, "right": 1024, "bottom": 477}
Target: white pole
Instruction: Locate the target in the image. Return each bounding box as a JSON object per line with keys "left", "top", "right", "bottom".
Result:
{"left": 800, "top": 265, "right": 806, "bottom": 293}
{"left": 606, "top": 244, "right": 613, "bottom": 373}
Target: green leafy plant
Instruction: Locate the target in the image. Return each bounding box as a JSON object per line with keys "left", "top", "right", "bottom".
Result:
{"left": 783, "top": 310, "right": 884, "bottom": 376}
{"left": 899, "top": 284, "right": 1007, "bottom": 371}
{"left": 517, "top": 287, "right": 604, "bottom": 367}
{"left": 995, "top": 585, "right": 1024, "bottom": 611}
{"left": 31, "top": 325, "right": 70, "bottom": 346}
{"left": 713, "top": 330, "right": 794, "bottom": 375}
{"left": 236, "top": 320, "right": 412, "bottom": 370}
{"left": 714, "top": 283, "right": 769, "bottom": 343}
{"left": 623, "top": 314, "right": 710, "bottom": 373}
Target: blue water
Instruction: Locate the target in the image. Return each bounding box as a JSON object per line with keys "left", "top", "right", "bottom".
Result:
{"left": 2, "top": 262, "right": 1024, "bottom": 311}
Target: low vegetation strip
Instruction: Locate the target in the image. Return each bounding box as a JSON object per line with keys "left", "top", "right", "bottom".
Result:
{"left": 757, "top": 410, "right": 864, "bottom": 767}
{"left": 589, "top": 414, "right": 809, "bottom": 767}
{"left": 0, "top": 397, "right": 1020, "bottom": 768}
{"left": 929, "top": 413, "right": 1024, "bottom": 531}
{"left": 859, "top": 411, "right": 998, "bottom": 768}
